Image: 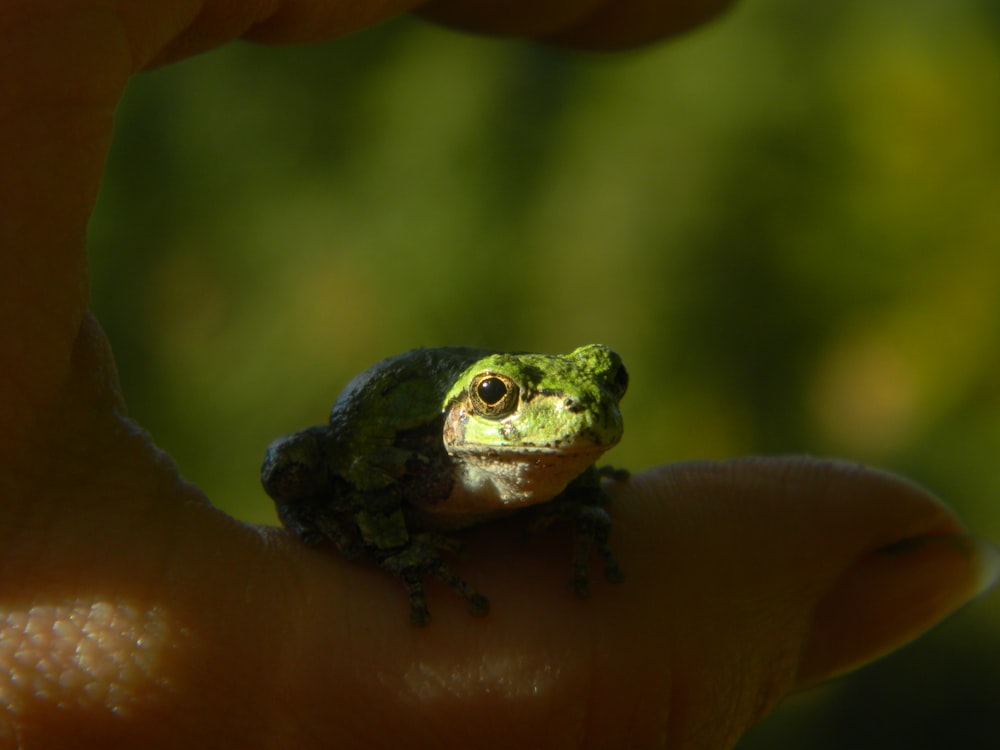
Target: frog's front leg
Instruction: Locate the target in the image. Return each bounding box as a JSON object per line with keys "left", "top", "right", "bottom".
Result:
{"left": 566, "top": 501, "right": 625, "bottom": 597}
{"left": 532, "top": 466, "right": 626, "bottom": 597}
{"left": 355, "top": 503, "right": 489, "bottom": 626}
{"left": 374, "top": 534, "right": 490, "bottom": 626}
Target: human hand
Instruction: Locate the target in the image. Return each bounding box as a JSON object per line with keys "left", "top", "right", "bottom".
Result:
{"left": 1, "top": 1, "right": 994, "bottom": 748}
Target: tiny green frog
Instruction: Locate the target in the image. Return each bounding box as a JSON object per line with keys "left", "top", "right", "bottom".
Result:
{"left": 261, "top": 344, "right": 628, "bottom": 625}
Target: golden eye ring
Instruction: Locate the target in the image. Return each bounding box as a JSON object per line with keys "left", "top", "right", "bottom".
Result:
{"left": 469, "top": 373, "right": 519, "bottom": 418}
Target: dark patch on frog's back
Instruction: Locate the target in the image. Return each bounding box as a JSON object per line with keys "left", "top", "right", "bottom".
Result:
{"left": 325, "top": 347, "right": 489, "bottom": 478}
{"left": 335, "top": 348, "right": 486, "bottom": 408}
{"left": 394, "top": 415, "right": 448, "bottom": 464}
{"left": 365, "top": 414, "right": 460, "bottom": 524}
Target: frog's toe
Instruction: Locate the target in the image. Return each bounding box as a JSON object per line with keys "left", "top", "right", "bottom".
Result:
{"left": 597, "top": 465, "right": 630, "bottom": 482}
{"left": 598, "top": 540, "right": 625, "bottom": 584}
{"left": 430, "top": 561, "right": 490, "bottom": 618}
{"left": 603, "top": 561, "right": 625, "bottom": 584}
{"left": 570, "top": 551, "right": 622, "bottom": 595}
{"left": 570, "top": 570, "right": 591, "bottom": 598}
{"left": 409, "top": 602, "right": 431, "bottom": 627}
{"left": 467, "top": 593, "right": 491, "bottom": 617}
{"left": 401, "top": 577, "right": 432, "bottom": 626}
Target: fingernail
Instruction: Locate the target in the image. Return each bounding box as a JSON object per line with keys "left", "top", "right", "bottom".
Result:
{"left": 877, "top": 533, "right": 1000, "bottom": 598}
{"left": 797, "top": 532, "right": 994, "bottom": 686}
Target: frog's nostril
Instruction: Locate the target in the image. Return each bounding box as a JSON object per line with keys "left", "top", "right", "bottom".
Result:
{"left": 564, "top": 397, "right": 584, "bottom": 413}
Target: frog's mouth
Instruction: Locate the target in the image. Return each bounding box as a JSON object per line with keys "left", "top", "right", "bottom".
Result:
{"left": 433, "top": 392, "right": 621, "bottom": 517}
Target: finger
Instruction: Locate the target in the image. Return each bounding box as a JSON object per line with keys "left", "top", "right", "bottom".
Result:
{"left": 0, "top": 1, "right": 409, "bottom": 450}
{"left": 622, "top": 459, "right": 991, "bottom": 686}
{"left": 3, "top": 450, "right": 989, "bottom": 748}
{"left": 419, "top": 0, "right": 737, "bottom": 51}
{"left": 222, "top": 458, "right": 994, "bottom": 749}
{"left": 246, "top": 458, "right": 991, "bottom": 748}
{"left": 0, "top": 0, "right": 736, "bottom": 463}
{"left": 797, "top": 532, "right": 997, "bottom": 686}
{"left": 475, "top": 458, "right": 988, "bottom": 746}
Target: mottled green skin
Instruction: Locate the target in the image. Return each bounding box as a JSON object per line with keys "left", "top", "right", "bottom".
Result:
{"left": 261, "top": 345, "right": 628, "bottom": 625}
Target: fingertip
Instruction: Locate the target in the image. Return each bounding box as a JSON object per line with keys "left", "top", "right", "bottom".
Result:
{"left": 418, "top": 0, "right": 737, "bottom": 52}
{"left": 797, "top": 534, "right": 997, "bottom": 686}
{"left": 541, "top": 0, "right": 736, "bottom": 51}
{"left": 613, "top": 459, "right": 990, "bottom": 692}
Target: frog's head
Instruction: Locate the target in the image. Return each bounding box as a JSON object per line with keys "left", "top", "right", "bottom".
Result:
{"left": 438, "top": 345, "right": 627, "bottom": 510}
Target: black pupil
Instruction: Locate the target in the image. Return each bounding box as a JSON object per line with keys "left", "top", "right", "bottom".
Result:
{"left": 477, "top": 377, "right": 507, "bottom": 405}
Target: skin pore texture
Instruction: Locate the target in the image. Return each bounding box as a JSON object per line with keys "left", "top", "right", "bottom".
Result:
{"left": 0, "top": 1, "right": 995, "bottom": 748}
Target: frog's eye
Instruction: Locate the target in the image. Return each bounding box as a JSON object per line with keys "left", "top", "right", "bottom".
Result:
{"left": 470, "top": 373, "right": 519, "bottom": 418}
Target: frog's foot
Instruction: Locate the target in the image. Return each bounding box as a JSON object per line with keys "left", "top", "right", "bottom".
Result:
{"left": 413, "top": 534, "right": 489, "bottom": 616}
{"left": 596, "top": 465, "right": 630, "bottom": 482}
{"left": 378, "top": 540, "right": 490, "bottom": 626}
{"left": 395, "top": 569, "right": 432, "bottom": 627}
{"left": 428, "top": 560, "right": 490, "bottom": 619}
{"left": 530, "top": 474, "right": 625, "bottom": 597}
{"left": 569, "top": 504, "right": 625, "bottom": 597}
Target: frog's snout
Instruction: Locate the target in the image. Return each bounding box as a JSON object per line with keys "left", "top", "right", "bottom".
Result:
{"left": 609, "top": 360, "right": 629, "bottom": 400}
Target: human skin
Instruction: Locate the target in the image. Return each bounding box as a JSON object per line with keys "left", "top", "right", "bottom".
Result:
{"left": 0, "top": 2, "right": 993, "bottom": 748}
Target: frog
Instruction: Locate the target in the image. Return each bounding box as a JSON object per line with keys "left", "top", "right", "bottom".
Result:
{"left": 261, "top": 344, "right": 628, "bottom": 626}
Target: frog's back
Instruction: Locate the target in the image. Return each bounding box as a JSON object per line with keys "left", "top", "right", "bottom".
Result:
{"left": 328, "top": 347, "right": 489, "bottom": 467}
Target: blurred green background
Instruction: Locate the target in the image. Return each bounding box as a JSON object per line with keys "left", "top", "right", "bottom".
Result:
{"left": 88, "top": 0, "right": 999, "bottom": 745}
